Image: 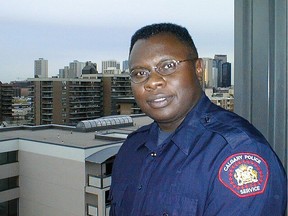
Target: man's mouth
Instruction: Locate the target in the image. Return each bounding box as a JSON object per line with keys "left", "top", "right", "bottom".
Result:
{"left": 147, "top": 96, "right": 173, "bottom": 108}
{"left": 153, "top": 97, "right": 166, "bottom": 102}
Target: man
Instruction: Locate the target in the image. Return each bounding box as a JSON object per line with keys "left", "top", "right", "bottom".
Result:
{"left": 109, "top": 23, "right": 287, "bottom": 215}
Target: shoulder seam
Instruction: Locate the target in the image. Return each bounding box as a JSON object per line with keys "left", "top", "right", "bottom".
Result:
{"left": 200, "top": 114, "right": 253, "bottom": 149}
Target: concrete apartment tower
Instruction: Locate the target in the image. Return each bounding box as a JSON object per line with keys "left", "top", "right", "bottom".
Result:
{"left": 0, "top": 82, "right": 14, "bottom": 123}
{"left": 34, "top": 58, "right": 48, "bottom": 78}
{"left": 28, "top": 78, "right": 104, "bottom": 126}
{"left": 69, "top": 60, "right": 85, "bottom": 78}
{"left": 102, "top": 60, "right": 121, "bottom": 74}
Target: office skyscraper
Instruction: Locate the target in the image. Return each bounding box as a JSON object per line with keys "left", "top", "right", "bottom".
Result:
{"left": 222, "top": 62, "right": 232, "bottom": 87}
{"left": 214, "top": 56, "right": 225, "bottom": 87}
{"left": 69, "top": 60, "right": 85, "bottom": 78}
{"left": 34, "top": 58, "right": 48, "bottom": 78}
{"left": 202, "top": 58, "right": 214, "bottom": 88}
{"left": 82, "top": 61, "right": 98, "bottom": 75}
{"left": 214, "top": 54, "right": 227, "bottom": 63}
{"left": 122, "top": 60, "right": 129, "bottom": 72}
{"left": 202, "top": 55, "right": 231, "bottom": 88}
{"left": 59, "top": 66, "right": 69, "bottom": 78}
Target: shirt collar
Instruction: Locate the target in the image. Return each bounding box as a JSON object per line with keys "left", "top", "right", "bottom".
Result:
{"left": 171, "top": 93, "right": 211, "bottom": 154}
{"left": 136, "top": 93, "right": 213, "bottom": 154}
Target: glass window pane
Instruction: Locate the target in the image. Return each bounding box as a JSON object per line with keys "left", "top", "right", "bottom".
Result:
{"left": 0, "top": 177, "right": 18, "bottom": 192}
{"left": 9, "top": 199, "right": 18, "bottom": 216}
{"left": 0, "top": 151, "right": 18, "bottom": 165}
{"left": 0, "top": 201, "right": 8, "bottom": 216}
{"left": 0, "top": 152, "right": 8, "bottom": 165}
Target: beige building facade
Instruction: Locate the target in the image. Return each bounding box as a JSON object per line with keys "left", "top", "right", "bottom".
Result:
{"left": 0, "top": 115, "right": 152, "bottom": 216}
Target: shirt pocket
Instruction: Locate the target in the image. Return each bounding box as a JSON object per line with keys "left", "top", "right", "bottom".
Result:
{"left": 144, "top": 191, "right": 198, "bottom": 216}
{"left": 109, "top": 183, "right": 128, "bottom": 216}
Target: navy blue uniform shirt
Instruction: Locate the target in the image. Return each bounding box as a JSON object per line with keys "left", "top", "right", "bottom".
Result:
{"left": 109, "top": 94, "right": 287, "bottom": 216}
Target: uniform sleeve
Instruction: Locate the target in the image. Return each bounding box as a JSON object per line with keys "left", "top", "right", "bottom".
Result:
{"left": 204, "top": 150, "right": 287, "bottom": 216}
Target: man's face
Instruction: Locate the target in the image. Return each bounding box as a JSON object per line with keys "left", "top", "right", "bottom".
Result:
{"left": 129, "top": 33, "right": 202, "bottom": 131}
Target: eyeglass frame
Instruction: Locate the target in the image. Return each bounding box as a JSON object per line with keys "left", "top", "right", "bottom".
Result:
{"left": 129, "top": 58, "right": 197, "bottom": 84}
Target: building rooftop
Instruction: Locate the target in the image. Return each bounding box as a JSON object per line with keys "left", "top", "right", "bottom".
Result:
{"left": 0, "top": 115, "right": 153, "bottom": 149}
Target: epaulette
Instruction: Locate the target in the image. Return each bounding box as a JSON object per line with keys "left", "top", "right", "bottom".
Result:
{"left": 200, "top": 112, "right": 254, "bottom": 149}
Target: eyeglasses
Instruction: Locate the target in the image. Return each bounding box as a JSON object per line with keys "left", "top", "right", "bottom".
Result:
{"left": 129, "top": 58, "right": 195, "bottom": 84}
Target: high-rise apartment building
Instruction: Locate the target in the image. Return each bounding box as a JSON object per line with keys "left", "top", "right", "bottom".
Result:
{"left": 0, "top": 83, "right": 14, "bottom": 123}
{"left": 28, "top": 75, "right": 140, "bottom": 126}
{"left": 99, "top": 74, "right": 133, "bottom": 116}
{"left": 102, "top": 60, "right": 121, "bottom": 74}
{"left": 34, "top": 58, "right": 48, "bottom": 78}
{"left": 28, "top": 78, "right": 103, "bottom": 126}
{"left": 10, "top": 81, "right": 30, "bottom": 97}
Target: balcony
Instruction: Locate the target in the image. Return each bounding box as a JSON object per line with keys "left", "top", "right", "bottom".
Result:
{"left": 87, "top": 204, "right": 98, "bottom": 216}
{"left": 88, "top": 175, "right": 111, "bottom": 189}
{"left": 42, "top": 105, "right": 53, "bottom": 109}
{"left": 42, "top": 95, "right": 53, "bottom": 99}
{"left": 87, "top": 204, "right": 110, "bottom": 216}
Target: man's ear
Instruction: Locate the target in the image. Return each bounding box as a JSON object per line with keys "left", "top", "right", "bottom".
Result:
{"left": 195, "top": 58, "right": 203, "bottom": 82}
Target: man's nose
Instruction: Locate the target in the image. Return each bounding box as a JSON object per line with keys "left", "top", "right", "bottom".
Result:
{"left": 144, "top": 70, "right": 166, "bottom": 91}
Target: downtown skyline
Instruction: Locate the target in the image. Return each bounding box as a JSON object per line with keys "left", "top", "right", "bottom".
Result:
{"left": 0, "top": 0, "right": 234, "bottom": 83}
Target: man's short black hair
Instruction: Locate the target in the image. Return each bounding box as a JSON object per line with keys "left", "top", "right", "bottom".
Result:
{"left": 129, "top": 23, "right": 198, "bottom": 59}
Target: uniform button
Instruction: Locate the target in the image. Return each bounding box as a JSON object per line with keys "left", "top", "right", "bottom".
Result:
{"left": 151, "top": 152, "right": 157, "bottom": 157}
{"left": 163, "top": 213, "right": 168, "bottom": 216}
{"left": 205, "top": 116, "right": 210, "bottom": 123}
{"left": 138, "top": 185, "right": 142, "bottom": 190}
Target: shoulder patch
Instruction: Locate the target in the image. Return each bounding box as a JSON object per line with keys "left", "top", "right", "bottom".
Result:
{"left": 218, "top": 152, "right": 269, "bottom": 198}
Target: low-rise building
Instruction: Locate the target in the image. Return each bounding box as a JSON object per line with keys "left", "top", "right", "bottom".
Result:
{"left": 205, "top": 87, "right": 234, "bottom": 112}
{"left": 0, "top": 114, "right": 152, "bottom": 216}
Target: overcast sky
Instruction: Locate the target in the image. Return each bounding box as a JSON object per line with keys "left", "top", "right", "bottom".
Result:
{"left": 0, "top": 0, "right": 234, "bottom": 83}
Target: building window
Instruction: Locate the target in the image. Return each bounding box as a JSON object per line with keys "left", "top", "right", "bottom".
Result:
{"left": 0, "top": 199, "right": 18, "bottom": 216}
{"left": 0, "top": 177, "right": 18, "bottom": 192}
{"left": 105, "top": 156, "right": 115, "bottom": 176}
{"left": 0, "top": 151, "right": 18, "bottom": 165}
{"left": 105, "top": 190, "right": 111, "bottom": 206}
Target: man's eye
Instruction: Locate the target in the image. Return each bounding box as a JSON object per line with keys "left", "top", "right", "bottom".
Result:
{"left": 162, "top": 61, "right": 176, "bottom": 70}
{"left": 133, "top": 70, "right": 149, "bottom": 76}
